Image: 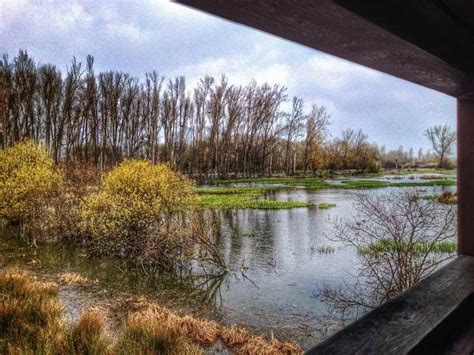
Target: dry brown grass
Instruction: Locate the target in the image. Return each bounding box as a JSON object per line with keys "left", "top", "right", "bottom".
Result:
{"left": 222, "top": 326, "right": 302, "bottom": 354}
{"left": 116, "top": 299, "right": 302, "bottom": 354}
{"left": 59, "top": 272, "right": 89, "bottom": 285}
{"left": 117, "top": 307, "right": 204, "bottom": 355}
{"left": 221, "top": 325, "right": 253, "bottom": 347}
{"left": 1, "top": 272, "right": 302, "bottom": 354}
{"left": 437, "top": 191, "right": 457, "bottom": 204}
{"left": 67, "top": 308, "right": 112, "bottom": 354}
{"left": 179, "top": 315, "right": 222, "bottom": 345}
{"left": 0, "top": 270, "right": 65, "bottom": 354}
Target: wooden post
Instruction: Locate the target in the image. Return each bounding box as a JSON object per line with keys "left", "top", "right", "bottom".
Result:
{"left": 457, "top": 98, "right": 474, "bottom": 255}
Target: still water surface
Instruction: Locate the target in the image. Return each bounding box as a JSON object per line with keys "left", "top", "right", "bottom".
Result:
{"left": 0, "top": 177, "right": 455, "bottom": 349}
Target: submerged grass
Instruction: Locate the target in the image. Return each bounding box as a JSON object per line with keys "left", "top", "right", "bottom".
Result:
{"left": 335, "top": 179, "right": 456, "bottom": 189}
{"left": 0, "top": 271, "right": 302, "bottom": 354}
{"left": 359, "top": 240, "right": 457, "bottom": 256}
{"left": 318, "top": 202, "right": 336, "bottom": 209}
{"left": 315, "top": 246, "right": 335, "bottom": 254}
{"left": 195, "top": 186, "right": 274, "bottom": 195}
{"left": 196, "top": 186, "right": 313, "bottom": 210}
{"left": 210, "top": 177, "right": 330, "bottom": 189}
{"left": 197, "top": 177, "right": 455, "bottom": 209}
{"left": 380, "top": 168, "right": 456, "bottom": 176}
{"left": 208, "top": 177, "right": 456, "bottom": 191}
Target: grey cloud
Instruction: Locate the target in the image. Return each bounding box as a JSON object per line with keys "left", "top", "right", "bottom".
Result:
{"left": 0, "top": 0, "right": 455, "bottom": 151}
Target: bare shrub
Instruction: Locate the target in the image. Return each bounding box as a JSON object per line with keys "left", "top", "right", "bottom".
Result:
{"left": 316, "top": 188, "right": 456, "bottom": 319}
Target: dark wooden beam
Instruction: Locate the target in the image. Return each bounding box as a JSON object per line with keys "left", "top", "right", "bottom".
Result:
{"left": 336, "top": 0, "right": 474, "bottom": 76}
{"left": 457, "top": 99, "right": 474, "bottom": 256}
{"left": 306, "top": 256, "right": 474, "bottom": 354}
{"left": 175, "top": 0, "right": 474, "bottom": 98}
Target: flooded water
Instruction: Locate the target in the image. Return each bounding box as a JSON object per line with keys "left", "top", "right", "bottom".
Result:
{"left": 0, "top": 178, "right": 456, "bottom": 350}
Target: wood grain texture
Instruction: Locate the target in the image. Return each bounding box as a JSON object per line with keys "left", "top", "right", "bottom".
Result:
{"left": 175, "top": 0, "right": 474, "bottom": 98}
{"left": 457, "top": 99, "right": 474, "bottom": 256}
{"left": 306, "top": 256, "right": 474, "bottom": 354}
{"left": 409, "top": 294, "right": 474, "bottom": 354}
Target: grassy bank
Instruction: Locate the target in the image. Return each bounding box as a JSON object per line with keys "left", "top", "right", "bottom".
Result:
{"left": 0, "top": 270, "right": 302, "bottom": 354}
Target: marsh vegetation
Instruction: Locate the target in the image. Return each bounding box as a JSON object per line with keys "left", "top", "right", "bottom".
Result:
{"left": 0, "top": 138, "right": 458, "bottom": 352}
{"left": 0, "top": 50, "right": 458, "bottom": 353}
{"left": 0, "top": 271, "right": 301, "bottom": 354}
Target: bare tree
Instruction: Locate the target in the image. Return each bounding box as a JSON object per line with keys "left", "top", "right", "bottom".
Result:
{"left": 2, "top": 50, "right": 386, "bottom": 178}
{"left": 317, "top": 188, "right": 456, "bottom": 320}
{"left": 424, "top": 125, "right": 456, "bottom": 168}
{"left": 283, "top": 97, "right": 304, "bottom": 175}
{"left": 302, "top": 104, "right": 330, "bottom": 175}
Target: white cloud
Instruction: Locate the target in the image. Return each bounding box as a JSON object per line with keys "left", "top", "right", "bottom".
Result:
{"left": 0, "top": 0, "right": 455, "bottom": 151}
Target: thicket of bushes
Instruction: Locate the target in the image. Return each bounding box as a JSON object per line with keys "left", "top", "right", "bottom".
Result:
{"left": 0, "top": 141, "right": 224, "bottom": 270}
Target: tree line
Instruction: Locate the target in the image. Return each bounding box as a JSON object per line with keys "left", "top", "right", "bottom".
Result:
{"left": 0, "top": 51, "right": 452, "bottom": 178}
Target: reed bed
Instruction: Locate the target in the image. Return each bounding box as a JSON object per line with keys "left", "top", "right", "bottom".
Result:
{"left": 1, "top": 271, "right": 302, "bottom": 354}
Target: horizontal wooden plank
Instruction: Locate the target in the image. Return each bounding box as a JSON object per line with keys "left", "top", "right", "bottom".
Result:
{"left": 306, "top": 256, "right": 474, "bottom": 354}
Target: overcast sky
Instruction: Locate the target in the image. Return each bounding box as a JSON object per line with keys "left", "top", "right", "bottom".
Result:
{"left": 0, "top": 0, "right": 456, "bottom": 151}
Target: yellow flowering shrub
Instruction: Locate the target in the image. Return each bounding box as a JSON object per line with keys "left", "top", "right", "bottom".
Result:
{"left": 79, "top": 160, "right": 197, "bottom": 267}
{"left": 0, "top": 141, "right": 62, "bottom": 239}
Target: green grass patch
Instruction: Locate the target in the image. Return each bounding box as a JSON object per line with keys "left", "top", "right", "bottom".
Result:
{"left": 197, "top": 193, "right": 313, "bottom": 210}
{"left": 388, "top": 168, "right": 456, "bottom": 176}
{"left": 196, "top": 178, "right": 456, "bottom": 209}
{"left": 359, "top": 239, "right": 457, "bottom": 256}
{"left": 196, "top": 185, "right": 313, "bottom": 209}
{"left": 208, "top": 177, "right": 456, "bottom": 190}
{"left": 195, "top": 187, "right": 273, "bottom": 195}
{"left": 210, "top": 177, "right": 330, "bottom": 189}
{"left": 363, "top": 168, "right": 456, "bottom": 177}
{"left": 318, "top": 202, "right": 336, "bottom": 209}
{"left": 390, "top": 179, "right": 456, "bottom": 187}
{"left": 336, "top": 179, "right": 391, "bottom": 189}
{"left": 336, "top": 179, "right": 456, "bottom": 189}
